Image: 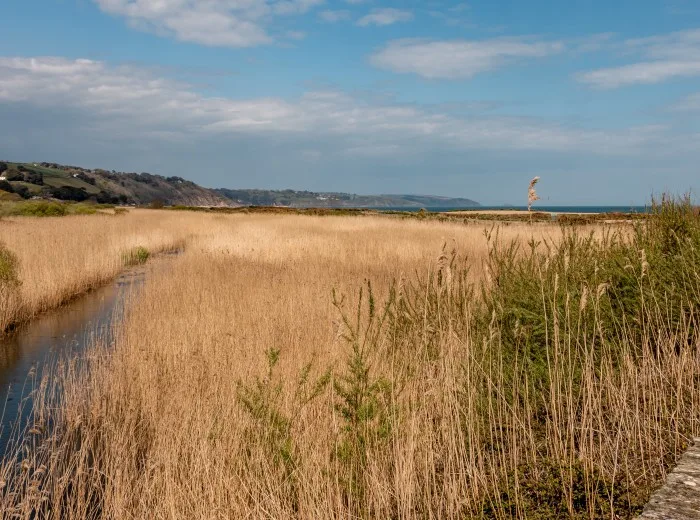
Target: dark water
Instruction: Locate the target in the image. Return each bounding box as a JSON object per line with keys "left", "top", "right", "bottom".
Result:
{"left": 377, "top": 206, "right": 650, "bottom": 213}
{"left": 0, "top": 269, "right": 145, "bottom": 455}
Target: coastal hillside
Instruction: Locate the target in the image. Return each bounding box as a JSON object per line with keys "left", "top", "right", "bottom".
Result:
{"left": 216, "top": 188, "right": 480, "bottom": 208}
{"left": 0, "top": 162, "right": 230, "bottom": 206}
{"left": 1, "top": 161, "right": 480, "bottom": 208}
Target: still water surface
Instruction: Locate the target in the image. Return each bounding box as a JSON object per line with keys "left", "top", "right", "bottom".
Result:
{"left": 0, "top": 269, "right": 145, "bottom": 455}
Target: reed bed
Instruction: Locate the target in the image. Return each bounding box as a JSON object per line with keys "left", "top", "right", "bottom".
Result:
{"left": 0, "top": 209, "right": 211, "bottom": 332}
{"left": 0, "top": 205, "right": 696, "bottom": 519}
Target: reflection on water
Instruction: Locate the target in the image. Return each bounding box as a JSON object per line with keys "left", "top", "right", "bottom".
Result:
{"left": 0, "top": 269, "right": 145, "bottom": 455}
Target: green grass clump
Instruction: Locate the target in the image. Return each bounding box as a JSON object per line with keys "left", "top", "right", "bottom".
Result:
{"left": 0, "top": 190, "right": 23, "bottom": 202}
{"left": 69, "top": 203, "right": 99, "bottom": 215}
{"left": 0, "top": 242, "right": 21, "bottom": 332}
{"left": 11, "top": 201, "right": 68, "bottom": 216}
{"left": 0, "top": 243, "right": 19, "bottom": 286}
{"left": 0, "top": 200, "right": 101, "bottom": 217}
{"left": 122, "top": 246, "right": 150, "bottom": 266}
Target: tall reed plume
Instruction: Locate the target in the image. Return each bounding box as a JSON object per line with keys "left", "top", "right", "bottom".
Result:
{"left": 528, "top": 175, "right": 541, "bottom": 212}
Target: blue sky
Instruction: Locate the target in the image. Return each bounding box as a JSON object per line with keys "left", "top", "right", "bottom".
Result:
{"left": 1, "top": 0, "right": 699, "bottom": 204}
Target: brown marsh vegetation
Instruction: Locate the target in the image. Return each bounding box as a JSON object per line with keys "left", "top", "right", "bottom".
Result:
{"left": 0, "top": 201, "right": 698, "bottom": 518}
{"left": 0, "top": 209, "right": 202, "bottom": 332}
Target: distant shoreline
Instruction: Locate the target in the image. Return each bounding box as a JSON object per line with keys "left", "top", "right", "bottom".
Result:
{"left": 375, "top": 205, "right": 650, "bottom": 214}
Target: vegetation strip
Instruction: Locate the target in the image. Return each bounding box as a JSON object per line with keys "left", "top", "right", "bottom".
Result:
{"left": 0, "top": 210, "right": 191, "bottom": 335}
{"left": 0, "top": 199, "right": 697, "bottom": 518}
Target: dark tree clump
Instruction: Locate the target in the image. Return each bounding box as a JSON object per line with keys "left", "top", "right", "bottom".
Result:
{"left": 50, "top": 186, "right": 89, "bottom": 202}
{"left": 14, "top": 185, "right": 31, "bottom": 199}
{"left": 0, "top": 180, "right": 14, "bottom": 193}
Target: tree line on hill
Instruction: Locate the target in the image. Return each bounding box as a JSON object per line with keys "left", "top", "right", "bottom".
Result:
{"left": 0, "top": 162, "right": 127, "bottom": 204}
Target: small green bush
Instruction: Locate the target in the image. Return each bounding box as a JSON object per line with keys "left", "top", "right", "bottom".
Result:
{"left": 0, "top": 200, "right": 104, "bottom": 217}
{"left": 69, "top": 203, "right": 98, "bottom": 215}
{"left": 122, "top": 246, "right": 150, "bottom": 266}
{"left": 0, "top": 243, "right": 19, "bottom": 286}
{"left": 0, "top": 243, "right": 21, "bottom": 332}
{"left": 0, "top": 191, "right": 22, "bottom": 202}
{"left": 13, "top": 201, "right": 68, "bottom": 217}
{"left": 237, "top": 348, "right": 330, "bottom": 511}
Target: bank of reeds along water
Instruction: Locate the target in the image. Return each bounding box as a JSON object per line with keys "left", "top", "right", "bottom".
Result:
{"left": 0, "top": 209, "right": 225, "bottom": 333}
{"left": 0, "top": 200, "right": 698, "bottom": 518}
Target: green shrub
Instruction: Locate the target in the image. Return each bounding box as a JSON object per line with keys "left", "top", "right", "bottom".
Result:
{"left": 237, "top": 348, "right": 330, "bottom": 511}
{"left": 13, "top": 200, "right": 68, "bottom": 217}
{"left": 122, "top": 246, "right": 150, "bottom": 266}
{"left": 1, "top": 242, "right": 21, "bottom": 331}
{"left": 70, "top": 203, "right": 98, "bottom": 215}
{"left": 0, "top": 200, "right": 109, "bottom": 217}
{"left": 0, "top": 243, "right": 19, "bottom": 286}
{"left": 480, "top": 196, "right": 700, "bottom": 374}
{"left": 331, "top": 282, "right": 399, "bottom": 513}
{"left": 0, "top": 191, "right": 22, "bottom": 202}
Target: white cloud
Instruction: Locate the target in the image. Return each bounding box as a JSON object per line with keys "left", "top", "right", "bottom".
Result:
{"left": 578, "top": 29, "right": 700, "bottom": 88}
{"left": 318, "top": 9, "right": 351, "bottom": 22}
{"left": 370, "top": 38, "right": 564, "bottom": 79}
{"left": 357, "top": 8, "right": 413, "bottom": 27}
{"left": 578, "top": 61, "right": 700, "bottom": 88}
{"left": 0, "top": 56, "right": 677, "bottom": 156}
{"left": 671, "top": 92, "right": 700, "bottom": 110}
{"left": 625, "top": 29, "right": 700, "bottom": 59}
{"left": 93, "top": 0, "right": 324, "bottom": 47}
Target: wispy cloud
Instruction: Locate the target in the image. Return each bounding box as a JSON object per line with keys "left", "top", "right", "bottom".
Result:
{"left": 579, "top": 61, "right": 700, "bottom": 88}
{"left": 93, "top": 0, "right": 324, "bottom": 47}
{"left": 0, "top": 56, "right": 676, "bottom": 157}
{"left": 357, "top": 8, "right": 413, "bottom": 27}
{"left": 670, "top": 91, "right": 700, "bottom": 110}
{"left": 286, "top": 30, "right": 307, "bottom": 40}
{"left": 370, "top": 38, "right": 564, "bottom": 79}
{"left": 318, "top": 9, "right": 351, "bottom": 22}
{"left": 578, "top": 28, "right": 700, "bottom": 88}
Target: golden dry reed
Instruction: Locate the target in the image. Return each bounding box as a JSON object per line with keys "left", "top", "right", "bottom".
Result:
{"left": 0, "top": 209, "right": 696, "bottom": 519}
{"left": 0, "top": 211, "right": 560, "bottom": 333}
{"left": 0, "top": 209, "right": 209, "bottom": 331}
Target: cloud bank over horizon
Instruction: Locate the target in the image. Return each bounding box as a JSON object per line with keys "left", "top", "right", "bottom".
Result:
{"left": 1, "top": 1, "right": 699, "bottom": 204}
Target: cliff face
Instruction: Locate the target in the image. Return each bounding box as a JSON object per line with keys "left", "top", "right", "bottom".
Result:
{"left": 90, "top": 170, "right": 233, "bottom": 206}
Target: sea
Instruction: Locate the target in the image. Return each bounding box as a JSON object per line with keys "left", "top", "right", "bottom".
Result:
{"left": 374, "top": 206, "right": 650, "bottom": 214}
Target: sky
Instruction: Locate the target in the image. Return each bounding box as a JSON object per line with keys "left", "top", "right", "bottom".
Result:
{"left": 1, "top": 0, "right": 699, "bottom": 205}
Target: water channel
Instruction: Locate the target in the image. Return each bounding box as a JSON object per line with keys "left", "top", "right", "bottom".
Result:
{"left": 0, "top": 268, "right": 145, "bottom": 455}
